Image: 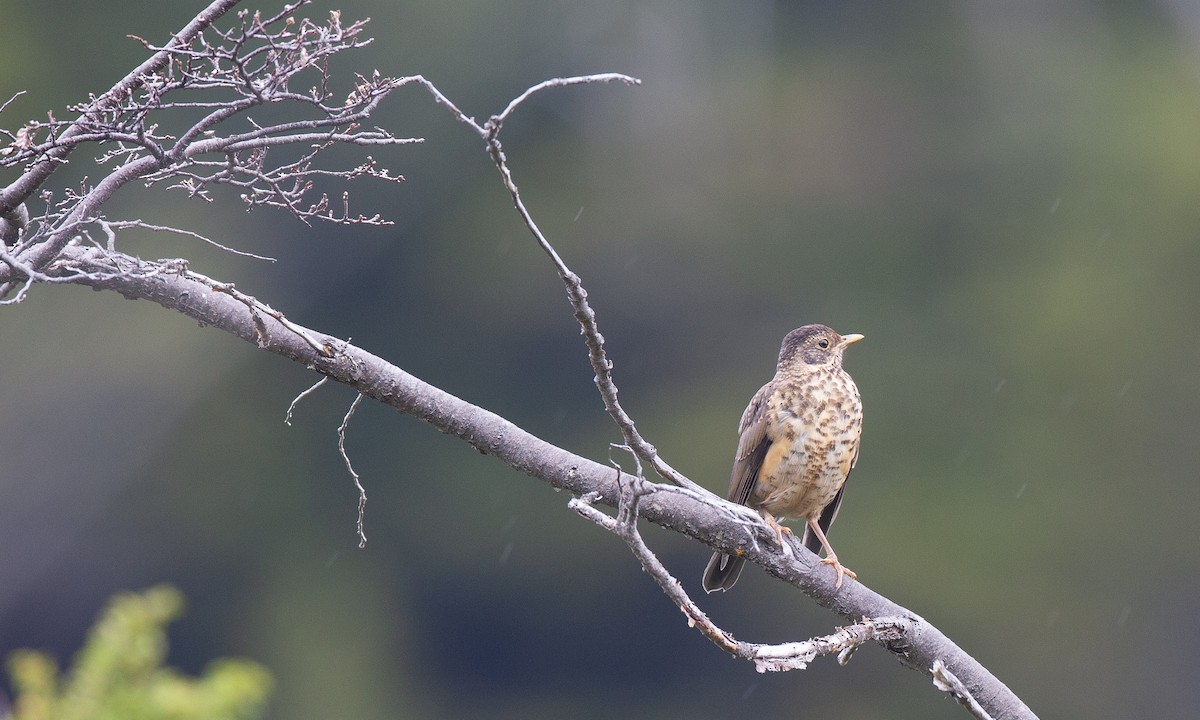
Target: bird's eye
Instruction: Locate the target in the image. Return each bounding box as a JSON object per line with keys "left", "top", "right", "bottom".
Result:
{"left": 817, "top": 338, "right": 830, "bottom": 349}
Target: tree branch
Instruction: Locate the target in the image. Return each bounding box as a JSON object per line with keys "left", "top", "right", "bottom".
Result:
{"left": 43, "top": 240, "right": 1036, "bottom": 720}
{"left": 569, "top": 476, "right": 911, "bottom": 674}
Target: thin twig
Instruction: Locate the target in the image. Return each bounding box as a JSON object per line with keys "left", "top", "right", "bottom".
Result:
{"left": 0, "top": 90, "right": 26, "bottom": 116}
{"left": 285, "top": 376, "right": 329, "bottom": 426}
{"left": 491, "top": 74, "right": 641, "bottom": 131}
{"left": 207, "top": 281, "right": 333, "bottom": 356}
{"left": 104, "top": 220, "right": 277, "bottom": 261}
{"left": 571, "top": 484, "right": 742, "bottom": 655}
{"left": 469, "top": 74, "right": 702, "bottom": 493}
{"left": 338, "top": 392, "right": 368, "bottom": 548}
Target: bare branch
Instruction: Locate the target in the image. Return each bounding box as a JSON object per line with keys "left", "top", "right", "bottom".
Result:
{"left": 0, "top": 90, "right": 25, "bottom": 116}
{"left": 400, "top": 75, "right": 482, "bottom": 131}
{"left": 749, "top": 618, "right": 911, "bottom": 673}
{"left": 44, "top": 238, "right": 1037, "bottom": 719}
{"left": 338, "top": 393, "right": 368, "bottom": 548}
{"left": 464, "top": 74, "right": 704, "bottom": 493}
{"left": 0, "top": 240, "right": 189, "bottom": 305}
{"left": 285, "top": 376, "right": 329, "bottom": 426}
{"left": 401, "top": 72, "right": 701, "bottom": 492}
{"left": 103, "top": 220, "right": 277, "bottom": 261}
{"left": 210, "top": 280, "right": 334, "bottom": 355}
{"left": 0, "top": 2, "right": 414, "bottom": 298}
{"left": 570, "top": 480, "right": 908, "bottom": 674}
{"left": 490, "top": 73, "right": 642, "bottom": 131}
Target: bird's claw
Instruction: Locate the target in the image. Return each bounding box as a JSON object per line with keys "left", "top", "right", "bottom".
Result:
{"left": 821, "top": 555, "right": 857, "bottom": 589}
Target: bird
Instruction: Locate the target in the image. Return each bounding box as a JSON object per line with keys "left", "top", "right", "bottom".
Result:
{"left": 702, "top": 324, "right": 864, "bottom": 592}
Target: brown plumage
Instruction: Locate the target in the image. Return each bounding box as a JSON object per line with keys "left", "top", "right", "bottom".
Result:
{"left": 703, "top": 324, "right": 864, "bottom": 592}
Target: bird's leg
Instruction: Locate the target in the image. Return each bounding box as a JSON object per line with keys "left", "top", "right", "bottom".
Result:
{"left": 759, "top": 510, "right": 794, "bottom": 557}
{"left": 805, "top": 517, "right": 856, "bottom": 589}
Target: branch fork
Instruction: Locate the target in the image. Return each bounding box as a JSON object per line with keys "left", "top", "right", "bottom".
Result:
{"left": 570, "top": 478, "right": 908, "bottom": 674}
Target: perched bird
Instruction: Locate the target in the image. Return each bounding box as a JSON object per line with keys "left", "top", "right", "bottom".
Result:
{"left": 703, "top": 324, "right": 864, "bottom": 592}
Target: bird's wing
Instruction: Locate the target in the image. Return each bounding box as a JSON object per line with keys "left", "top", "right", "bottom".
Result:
{"left": 727, "top": 382, "right": 773, "bottom": 505}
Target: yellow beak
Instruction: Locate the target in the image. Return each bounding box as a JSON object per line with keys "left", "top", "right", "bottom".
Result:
{"left": 838, "top": 333, "right": 864, "bottom": 348}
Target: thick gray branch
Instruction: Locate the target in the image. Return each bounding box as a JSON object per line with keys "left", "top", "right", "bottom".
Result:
{"left": 49, "top": 243, "right": 1036, "bottom": 720}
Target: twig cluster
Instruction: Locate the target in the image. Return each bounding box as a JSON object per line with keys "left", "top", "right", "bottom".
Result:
{"left": 0, "top": 0, "right": 414, "bottom": 302}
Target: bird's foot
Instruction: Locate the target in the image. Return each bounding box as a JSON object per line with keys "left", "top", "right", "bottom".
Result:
{"left": 762, "top": 513, "right": 794, "bottom": 557}
{"left": 779, "top": 528, "right": 795, "bottom": 557}
{"left": 821, "top": 555, "right": 857, "bottom": 589}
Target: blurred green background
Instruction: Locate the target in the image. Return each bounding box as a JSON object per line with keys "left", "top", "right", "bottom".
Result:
{"left": 3, "top": 1, "right": 1200, "bottom": 718}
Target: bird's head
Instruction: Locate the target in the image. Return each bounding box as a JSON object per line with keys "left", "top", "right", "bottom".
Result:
{"left": 777, "top": 324, "right": 863, "bottom": 369}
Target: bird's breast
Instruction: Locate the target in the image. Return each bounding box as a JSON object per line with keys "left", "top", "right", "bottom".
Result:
{"left": 751, "top": 369, "right": 862, "bottom": 521}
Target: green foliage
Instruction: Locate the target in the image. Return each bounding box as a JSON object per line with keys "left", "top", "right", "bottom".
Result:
{"left": 4, "top": 586, "right": 272, "bottom": 720}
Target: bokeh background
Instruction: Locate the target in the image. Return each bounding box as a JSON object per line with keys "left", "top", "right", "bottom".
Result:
{"left": 3, "top": 1, "right": 1200, "bottom": 717}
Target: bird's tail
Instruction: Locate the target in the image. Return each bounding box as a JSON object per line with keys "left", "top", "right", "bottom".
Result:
{"left": 702, "top": 551, "right": 746, "bottom": 593}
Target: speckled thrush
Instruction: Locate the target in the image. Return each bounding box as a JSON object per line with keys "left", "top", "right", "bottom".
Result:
{"left": 702, "top": 324, "right": 863, "bottom": 592}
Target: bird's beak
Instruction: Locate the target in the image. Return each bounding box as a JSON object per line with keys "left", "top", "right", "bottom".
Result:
{"left": 838, "top": 333, "right": 864, "bottom": 348}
